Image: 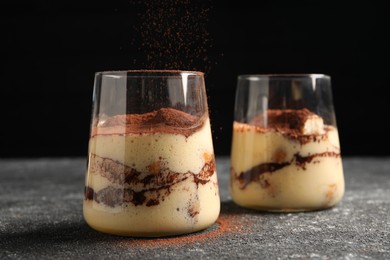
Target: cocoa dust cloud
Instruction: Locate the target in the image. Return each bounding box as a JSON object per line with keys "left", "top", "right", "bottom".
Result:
{"left": 131, "top": 0, "right": 214, "bottom": 72}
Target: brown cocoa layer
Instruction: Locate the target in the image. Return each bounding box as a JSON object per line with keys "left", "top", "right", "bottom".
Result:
{"left": 234, "top": 152, "right": 340, "bottom": 189}
{"left": 236, "top": 109, "right": 329, "bottom": 144}
{"left": 85, "top": 153, "right": 216, "bottom": 207}
{"left": 250, "top": 108, "right": 315, "bottom": 131}
{"left": 92, "top": 108, "right": 206, "bottom": 137}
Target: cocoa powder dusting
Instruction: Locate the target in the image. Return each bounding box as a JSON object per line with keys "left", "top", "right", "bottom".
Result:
{"left": 251, "top": 108, "right": 315, "bottom": 134}
{"left": 93, "top": 108, "right": 205, "bottom": 137}
{"left": 130, "top": 0, "right": 215, "bottom": 73}
{"left": 150, "top": 108, "right": 199, "bottom": 128}
{"left": 243, "top": 108, "right": 330, "bottom": 144}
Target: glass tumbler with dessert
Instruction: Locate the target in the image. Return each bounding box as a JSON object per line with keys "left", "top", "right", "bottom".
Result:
{"left": 83, "top": 70, "right": 220, "bottom": 237}
{"left": 230, "top": 74, "right": 345, "bottom": 212}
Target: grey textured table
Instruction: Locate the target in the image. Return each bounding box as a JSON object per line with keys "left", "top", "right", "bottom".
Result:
{"left": 1, "top": 157, "right": 389, "bottom": 259}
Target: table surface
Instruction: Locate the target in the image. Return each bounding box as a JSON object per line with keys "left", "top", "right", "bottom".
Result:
{"left": 1, "top": 156, "right": 389, "bottom": 259}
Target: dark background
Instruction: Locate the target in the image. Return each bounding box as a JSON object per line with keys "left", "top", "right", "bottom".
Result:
{"left": 1, "top": 0, "right": 389, "bottom": 158}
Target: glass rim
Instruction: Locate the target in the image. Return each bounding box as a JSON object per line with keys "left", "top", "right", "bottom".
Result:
{"left": 95, "top": 70, "right": 204, "bottom": 78}
{"left": 237, "top": 73, "right": 330, "bottom": 80}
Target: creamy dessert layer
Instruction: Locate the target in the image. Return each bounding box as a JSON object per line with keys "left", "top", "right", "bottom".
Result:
{"left": 230, "top": 109, "right": 345, "bottom": 211}
{"left": 84, "top": 108, "right": 220, "bottom": 236}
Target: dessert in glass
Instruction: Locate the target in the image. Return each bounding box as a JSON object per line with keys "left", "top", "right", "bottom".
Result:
{"left": 230, "top": 74, "right": 345, "bottom": 212}
{"left": 83, "top": 70, "right": 220, "bottom": 236}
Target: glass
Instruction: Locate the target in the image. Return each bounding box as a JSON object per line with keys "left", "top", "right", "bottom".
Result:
{"left": 230, "top": 74, "right": 345, "bottom": 212}
{"left": 83, "top": 70, "right": 220, "bottom": 237}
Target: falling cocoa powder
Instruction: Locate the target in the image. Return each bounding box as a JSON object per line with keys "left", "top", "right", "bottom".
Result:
{"left": 130, "top": 0, "right": 214, "bottom": 73}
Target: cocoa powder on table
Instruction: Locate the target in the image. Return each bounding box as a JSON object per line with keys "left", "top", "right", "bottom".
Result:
{"left": 117, "top": 212, "right": 252, "bottom": 248}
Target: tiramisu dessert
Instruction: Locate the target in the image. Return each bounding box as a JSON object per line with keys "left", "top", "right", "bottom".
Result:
{"left": 230, "top": 108, "right": 344, "bottom": 212}
{"left": 83, "top": 107, "right": 220, "bottom": 237}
